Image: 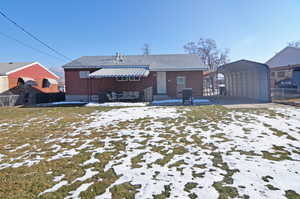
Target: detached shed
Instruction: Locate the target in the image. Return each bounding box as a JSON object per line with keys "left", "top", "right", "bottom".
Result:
{"left": 218, "top": 60, "right": 271, "bottom": 102}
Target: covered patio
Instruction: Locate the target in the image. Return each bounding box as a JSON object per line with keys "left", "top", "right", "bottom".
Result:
{"left": 88, "top": 66, "right": 152, "bottom": 102}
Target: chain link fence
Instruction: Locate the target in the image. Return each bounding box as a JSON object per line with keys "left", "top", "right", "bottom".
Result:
{"left": 271, "top": 88, "right": 300, "bottom": 100}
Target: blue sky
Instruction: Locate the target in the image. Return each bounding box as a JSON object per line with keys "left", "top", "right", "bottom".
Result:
{"left": 0, "top": 0, "right": 299, "bottom": 70}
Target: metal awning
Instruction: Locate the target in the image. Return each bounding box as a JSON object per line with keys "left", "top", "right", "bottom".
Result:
{"left": 89, "top": 67, "right": 150, "bottom": 78}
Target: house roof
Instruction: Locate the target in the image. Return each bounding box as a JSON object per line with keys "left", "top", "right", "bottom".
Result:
{"left": 62, "top": 54, "right": 208, "bottom": 71}
{"left": 218, "top": 59, "right": 269, "bottom": 73}
{"left": 266, "top": 47, "right": 300, "bottom": 68}
{"left": 0, "top": 62, "right": 60, "bottom": 79}
{"left": 0, "top": 62, "right": 34, "bottom": 75}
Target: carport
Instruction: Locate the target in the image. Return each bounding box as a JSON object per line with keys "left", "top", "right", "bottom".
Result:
{"left": 218, "top": 60, "right": 271, "bottom": 102}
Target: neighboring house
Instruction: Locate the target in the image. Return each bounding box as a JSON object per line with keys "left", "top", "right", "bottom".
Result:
{"left": 0, "top": 62, "right": 60, "bottom": 105}
{"left": 0, "top": 62, "right": 59, "bottom": 93}
{"left": 266, "top": 47, "right": 300, "bottom": 88}
{"left": 62, "top": 53, "right": 207, "bottom": 102}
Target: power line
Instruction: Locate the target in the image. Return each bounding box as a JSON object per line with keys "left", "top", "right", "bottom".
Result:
{"left": 0, "top": 31, "right": 66, "bottom": 61}
{"left": 0, "top": 9, "right": 71, "bottom": 61}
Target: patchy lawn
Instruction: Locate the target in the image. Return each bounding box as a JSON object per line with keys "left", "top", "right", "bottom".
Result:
{"left": 0, "top": 105, "right": 299, "bottom": 199}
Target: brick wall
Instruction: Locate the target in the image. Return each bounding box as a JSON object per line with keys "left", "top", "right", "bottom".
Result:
{"left": 8, "top": 63, "right": 59, "bottom": 93}
{"left": 166, "top": 71, "right": 203, "bottom": 97}
{"left": 65, "top": 69, "right": 203, "bottom": 97}
{"left": 65, "top": 69, "right": 156, "bottom": 95}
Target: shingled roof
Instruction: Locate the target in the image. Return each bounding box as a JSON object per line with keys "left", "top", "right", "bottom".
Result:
{"left": 0, "top": 62, "right": 34, "bottom": 75}
{"left": 62, "top": 54, "right": 207, "bottom": 71}
{"left": 266, "top": 47, "right": 300, "bottom": 68}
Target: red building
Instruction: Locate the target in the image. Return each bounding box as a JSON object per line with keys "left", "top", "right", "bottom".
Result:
{"left": 63, "top": 53, "right": 207, "bottom": 102}
{"left": 0, "top": 62, "right": 60, "bottom": 94}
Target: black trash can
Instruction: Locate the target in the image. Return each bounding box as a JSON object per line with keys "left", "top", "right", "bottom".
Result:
{"left": 98, "top": 92, "right": 108, "bottom": 103}
{"left": 182, "top": 88, "right": 193, "bottom": 105}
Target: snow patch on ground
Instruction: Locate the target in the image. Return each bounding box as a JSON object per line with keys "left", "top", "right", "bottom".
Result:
{"left": 72, "top": 168, "right": 99, "bottom": 183}
{"left": 85, "top": 107, "right": 181, "bottom": 129}
{"left": 65, "top": 182, "right": 93, "bottom": 199}
{"left": 85, "top": 102, "right": 147, "bottom": 107}
{"left": 2, "top": 105, "right": 300, "bottom": 198}
{"left": 9, "top": 143, "right": 30, "bottom": 152}
{"left": 48, "top": 149, "right": 79, "bottom": 161}
{"left": 152, "top": 98, "right": 211, "bottom": 106}
{"left": 53, "top": 174, "right": 65, "bottom": 182}
{"left": 39, "top": 181, "right": 68, "bottom": 196}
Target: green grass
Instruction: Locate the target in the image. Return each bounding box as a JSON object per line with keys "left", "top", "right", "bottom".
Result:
{"left": 285, "top": 190, "right": 300, "bottom": 199}
{"left": 184, "top": 182, "right": 198, "bottom": 193}
{"left": 153, "top": 185, "right": 171, "bottom": 199}
{"left": 265, "top": 184, "right": 280, "bottom": 191}
{"left": 262, "top": 175, "right": 274, "bottom": 182}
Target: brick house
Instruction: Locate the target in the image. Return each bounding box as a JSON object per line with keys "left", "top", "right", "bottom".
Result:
{"left": 62, "top": 53, "right": 207, "bottom": 102}
{"left": 266, "top": 47, "right": 300, "bottom": 88}
{"left": 0, "top": 62, "right": 59, "bottom": 93}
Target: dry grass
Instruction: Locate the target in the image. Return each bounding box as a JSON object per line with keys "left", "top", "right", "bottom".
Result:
{"left": 0, "top": 105, "right": 299, "bottom": 198}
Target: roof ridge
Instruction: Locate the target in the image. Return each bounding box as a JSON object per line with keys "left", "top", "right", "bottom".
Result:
{"left": 265, "top": 46, "right": 300, "bottom": 64}
{"left": 0, "top": 61, "right": 33, "bottom": 63}
{"left": 219, "top": 59, "right": 267, "bottom": 69}
{"left": 80, "top": 53, "right": 198, "bottom": 57}
{"left": 286, "top": 46, "right": 300, "bottom": 51}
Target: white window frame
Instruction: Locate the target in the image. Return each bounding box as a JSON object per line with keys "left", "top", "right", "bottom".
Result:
{"left": 79, "top": 71, "right": 90, "bottom": 78}
{"left": 277, "top": 71, "right": 285, "bottom": 78}
{"left": 176, "top": 76, "right": 186, "bottom": 85}
{"left": 116, "top": 76, "right": 129, "bottom": 81}
{"left": 129, "top": 76, "right": 140, "bottom": 81}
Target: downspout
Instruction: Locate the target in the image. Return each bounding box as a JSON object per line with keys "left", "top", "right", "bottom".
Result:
{"left": 90, "top": 77, "right": 93, "bottom": 102}
{"left": 88, "top": 76, "right": 91, "bottom": 102}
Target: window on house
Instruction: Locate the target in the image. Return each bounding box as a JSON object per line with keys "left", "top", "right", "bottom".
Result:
{"left": 277, "top": 71, "right": 285, "bottom": 78}
{"left": 116, "top": 77, "right": 129, "bottom": 81}
{"left": 17, "top": 78, "right": 25, "bottom": 86}
{"left": 176, "top": 76, "right": 186, "bottom": 85}
{"left": 129, "top": 76, "right": 140, "bottom": 81}
{"left": 79, "top": 71, "right": 90, "bottom": 78}
{"left": 271, "top": 72, "right": 275, "bottom": 77}
{"left": 42, "top": 79, "right": 51, "bottom": 88}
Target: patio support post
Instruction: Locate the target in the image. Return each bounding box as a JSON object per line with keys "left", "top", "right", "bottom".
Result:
{"left": 88, "top": 77, "right": 91, "bottom": 102}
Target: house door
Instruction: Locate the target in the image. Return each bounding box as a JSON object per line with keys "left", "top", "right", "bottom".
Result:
{"left": 157, "top": 72, "right": 167, "bottom": 94}
{"left": 176, "top": 76, "right": 186, "bottom": 97}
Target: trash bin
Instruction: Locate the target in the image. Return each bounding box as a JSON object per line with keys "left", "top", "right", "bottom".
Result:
{"left": 98, "top": 92, "right": 108, "bottom": 103}
{"left": 182, "top": 88, "right": 193, "bottom": 105}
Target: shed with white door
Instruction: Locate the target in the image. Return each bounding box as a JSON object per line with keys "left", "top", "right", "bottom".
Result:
{"left": 218, "top": 60, "right": 271, "bottom": 102}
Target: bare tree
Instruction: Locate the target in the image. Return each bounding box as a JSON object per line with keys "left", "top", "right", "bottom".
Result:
{"left": 142, "top": 43, "right": 150, "bottom": 55}
{"left": 184, "top": 38, "right": 229, "bottom": 71}
{"left": 184, "top": 38, "right": 229, "bottom": 95}
{"left": 288, "top": 40, "right": 300, "bottom": 48}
